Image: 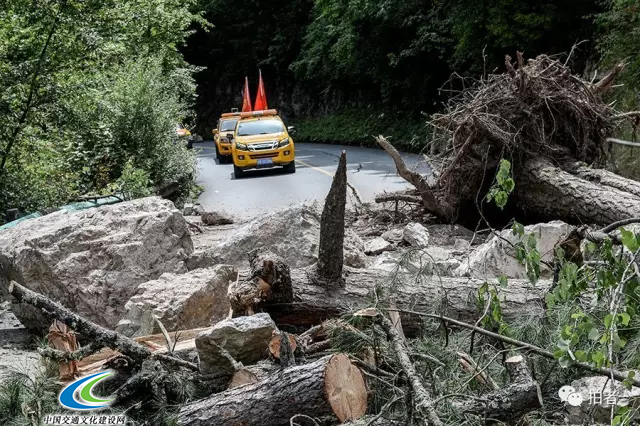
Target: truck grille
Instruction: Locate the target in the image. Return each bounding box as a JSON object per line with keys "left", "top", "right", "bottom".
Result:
{"left": 250, "top": 153, "right": 278, "bottom": 159}
{"left": 248, "top": 141, "right": 278, "bottom": 151}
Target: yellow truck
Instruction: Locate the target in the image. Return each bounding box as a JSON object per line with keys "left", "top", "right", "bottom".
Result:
{"left": 176, "top": 123, "right": 193, "bottom": 149}
{"left": 227, "top": 109, "right": 295, "bottom": 178}
{"left": 212, "top": 113, "right": 240, "bottom": 162}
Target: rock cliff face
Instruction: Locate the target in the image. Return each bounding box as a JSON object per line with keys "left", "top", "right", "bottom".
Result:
{"left": 0, "top": 197, "right": 193, "bottom": 332}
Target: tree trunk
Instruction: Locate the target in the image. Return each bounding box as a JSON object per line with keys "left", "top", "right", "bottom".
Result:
{"left": 261, "top": 265, "right": 546, "bottom": 336}
{"left": 518, "top": 159, "right": 640, "bottom": 226}
{"left": 228, "top": 248, "right": 293, "bottom": 316}
{"left": 317, "top": 151, "right": 347, "bottom": 283}
{"left": 178, "top": 354, "right": 368, "bottom": 426}
{"left": 568, "top": 164, "right": 640, "bottom": 198}
{"left": 454, "top": 355, "right": 542, "bottom": 422}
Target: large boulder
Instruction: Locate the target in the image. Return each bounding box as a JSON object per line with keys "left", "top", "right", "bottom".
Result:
{"left": 116, "top": 265, "right": 237, "bottom": 337}
{"left": 196, "top": 313, "right": 276, "bottom": 375}
{"left": 191, "top": 202, "right": 364, "bottom": 269}
{"left": 455, "top": 221, "right": 573, "bottom": 280}
{"left": 0, "top": 197, "right": 193, "bottom": 332}
{"left": 196, "top": 202, "right": 321, "bottom": 269}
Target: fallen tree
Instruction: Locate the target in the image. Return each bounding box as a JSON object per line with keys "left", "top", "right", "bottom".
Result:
{"left": 376, "top": 53, "right": 640, "bottom": 227}
{"left": 178, "top": 353, "right": 367, "bottom": 426}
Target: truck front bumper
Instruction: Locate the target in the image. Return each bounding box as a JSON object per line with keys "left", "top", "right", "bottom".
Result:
{"left": 233, "top": 146, "right": 295, "bottom": 170}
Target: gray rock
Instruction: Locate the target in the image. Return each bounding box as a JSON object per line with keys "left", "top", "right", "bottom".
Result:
{"left": 403, "top": 222, "right": 430, "bottom": 248}
{"left": 344, "top": 229, "right": 366, "bottom": 268}
{"left": 196, "top": 313, "right": 276, "bottom": 374}
{"left": 365, "top": 237, "right": 394, "bottom": 256}
{"left": 116, "top": 265, "right": 237, "bottom": 337}
{"left": 453, "top": 238, "right": 469, "bottom": 251}
{"left": 201, "top": 211, "right": 234, "bottom": 226}
{"left": 183, "top": 203, "right": 194, "bottom": 216}
{"left": 193, "top": 204, "right": 205, "bottom": 216}
{"left": 200, "top": 202, "right": 321, "bottom": 269}
{"left": 455, "top": 221, "right": 573, "bottom": 280}
{"left": 381, "top": 228, "right": 403, "bottom": 243}
{"left": 186, "top": 250, "right": 219, "bottom": 271}
{"left": 0, "top": 197, "right": 192, "bottom": 332}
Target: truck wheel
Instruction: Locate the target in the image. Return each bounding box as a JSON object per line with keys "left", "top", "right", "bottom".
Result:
{"left": 283, "top": 161, "right": 296, "bottom": 174}
{"left": 234, "top": 165, "right": 245, "bottom": 179}
{"left": 215, "top": 145, "right": 222, "bottom": 161}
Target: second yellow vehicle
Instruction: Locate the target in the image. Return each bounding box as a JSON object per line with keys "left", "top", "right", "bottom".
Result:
{"left": 212, "top": 113, "right": 240, "bottom": 163}
{"left": 227, "top": 109, "right": 296, "bottom": 178}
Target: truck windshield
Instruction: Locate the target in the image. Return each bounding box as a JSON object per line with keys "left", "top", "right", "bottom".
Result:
{"left": 220, "top": 119, "right": 238, "bottom": 132}
{"left": 237, "top": 119, "right": 284, "bottom": 136}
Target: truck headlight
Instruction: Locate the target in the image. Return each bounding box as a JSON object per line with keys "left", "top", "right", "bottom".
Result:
{"left": 235, "top": 143, "right": 248, "bottom": 151}
{"left": 278, "top": 137, "right": 290, "bottom": 147}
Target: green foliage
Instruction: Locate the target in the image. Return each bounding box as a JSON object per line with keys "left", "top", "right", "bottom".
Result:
{"left": 597, "top": 0, "right": 640, "bottom": 111}
{"left": 290, "top": 108, "right": 431, "bottom": 152}
{"left": 0, "top": 0, "right": 203, "bottom": 220}
{"left": 0, "top": 361, "right": 62, "bottom": 426}
{"left": 549, "top": 228, "right": 640, "bottom": 378}
{"left": 511, "top": 221, "right": 542, "bottom": 284}
{"left": 486, "top": 159, "right": 515, "bottom": 210}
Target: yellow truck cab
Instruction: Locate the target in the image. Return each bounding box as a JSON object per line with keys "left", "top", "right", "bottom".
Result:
{"left": 229, "top": 110, "right": 295, "bottom": 178}
{"left": 176, "top": 123, "right": 193, "bottom": 149}
{"left": 212, "top": 112, "right": 240, "bottom": 162}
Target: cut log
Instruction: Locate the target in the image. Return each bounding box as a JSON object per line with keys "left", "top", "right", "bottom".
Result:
{"left": 518, "top": 159, "right": 640, "bottom": 226}
{"left": 317, "top": 150, "right": 347, "bottom": 283}
{"left": 260, "top": 265, "right": 546, "bottom": 337}
{"left": 454, "top": 355, "right": 542, "bottom": 422}
{"left": 228, "top": 361, "right": 280, "bottom": 389}
{"left": 178, "top": 354, "right": 368, "bottom": 426}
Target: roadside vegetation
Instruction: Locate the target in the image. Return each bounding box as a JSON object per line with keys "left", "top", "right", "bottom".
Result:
{"left": 0, "top": 0, "right": 205, "bottom": 222}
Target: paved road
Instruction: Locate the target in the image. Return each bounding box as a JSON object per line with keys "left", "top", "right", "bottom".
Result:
{"left": 195, "top": 141, "right": 429, "bottom": 217}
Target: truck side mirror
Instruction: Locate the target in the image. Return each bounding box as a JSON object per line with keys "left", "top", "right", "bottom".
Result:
{"left": 287, "top": 126, "right": 295, "bottom": 133}
{"left": 212, "top": 129, "right": 218, "bottom": 135}
{"left": 226, "top": 133, "right": 234, "bottom": 141}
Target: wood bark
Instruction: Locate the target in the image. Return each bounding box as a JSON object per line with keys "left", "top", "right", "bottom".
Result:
{"left": 567, "top": 165, "right": 640, "bottom": 198}
{"left": 454, "top": 355, "right": 542, "bottom": 423}
{"left": 318, "top": 150, "right": 347, "bottom": 283}
{"left": 376, "top": 136, "right": 453, "bottom": 221}
{"left": 377, "top": 312, "right": 442, "bottom": 426}
{"left": 261, "top": 265, "right": 547, "bottom": 337}
{"left": 518, "top": 158, "right": 640, "bottom": 226}
{"left": 178, "top": 354, "right": 367, "bottom": 426}
{"left": 228, "top": 248, "right": 293, "bottom": 316}
{"left": 7, "top": 281, "right": 196, "bottom": 371}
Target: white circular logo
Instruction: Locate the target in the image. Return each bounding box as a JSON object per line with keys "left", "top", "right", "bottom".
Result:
{"left": 567, "top": 392, "right": 584, "bottom": 407}
{"left": 558, "top": 385, "right": 575, "bottom": 402}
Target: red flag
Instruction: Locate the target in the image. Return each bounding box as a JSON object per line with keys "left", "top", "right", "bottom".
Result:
{"left": 242, "top": 77, "right": 252, "bottom": 112}
{"left": 253, "top": 70, "right": 268, "bottom": 111}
